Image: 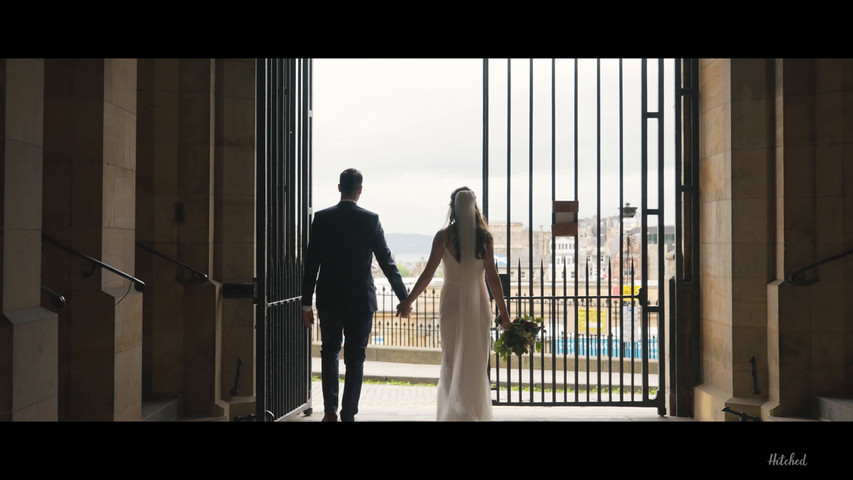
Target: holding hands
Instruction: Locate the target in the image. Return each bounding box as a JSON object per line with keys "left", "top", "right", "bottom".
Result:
{"left": 396, "top": 299, "right": 413, "bottom": 318}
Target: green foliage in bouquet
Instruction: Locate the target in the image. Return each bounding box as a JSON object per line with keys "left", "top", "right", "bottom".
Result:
{"left": 494, "top": 314, "right": 545, "bottom": 360}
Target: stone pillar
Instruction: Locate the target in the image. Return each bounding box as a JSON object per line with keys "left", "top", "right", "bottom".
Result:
{"left": 727, "top": 59, "right": 775, "bottom": 419}
{"left": 43, "top": 59, "right": 142, "bottom": 421}
{"left": 0, "top": 59, "right": 58, "bottom": 421}
{"left": 765, "top": 59, "right": 853, "bottom": 418}
{"left": 694, "top": 59, "right": 735, "bottom": 421}
{"left": 214, "top": 59, "right": 256, "bottom": 412}
{"left": 695, "top": 59, "right": 776, "bottom": 421}
{"left": 177, "top": 59, "right": 225, "bottom": 418}
{"left": 136, "top": 59, "right": 185, "bottom": 400}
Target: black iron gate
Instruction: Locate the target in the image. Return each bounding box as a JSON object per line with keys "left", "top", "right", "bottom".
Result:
{"left": 255, "top": 58, "right": 313, "bottom": 421}
{"left": 483, "top": 59, "right": 682, "bottom": 414}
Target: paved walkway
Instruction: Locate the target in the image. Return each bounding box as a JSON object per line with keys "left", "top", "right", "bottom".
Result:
{"left": 285, "top": 358, "right": 691, "bottom": 422}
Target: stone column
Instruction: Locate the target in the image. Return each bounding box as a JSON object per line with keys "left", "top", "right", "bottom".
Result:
{"left": 136, "top": 59, "right": 185, "bottom": 400}
{"left": 177, "top": 59, "right": 225, "bottom": 418}
{"left": 42, "top": 59, "right": 141, "bottom": 421}
{"left": 766, "top": 59, "right": 853, "bottom": 418}
{"left": 694, "top": 59, "right": 776, "bottom": 421}
{"left": 214, "top": 59, "right": 256, "bottom": 413}
{"left": 0, "top": 59, "right": 58, "bottom": 421}
{"left": 727, "top": 59, "right": 775, "bottom": 419}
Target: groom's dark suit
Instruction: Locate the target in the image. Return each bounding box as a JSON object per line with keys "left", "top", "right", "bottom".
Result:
{"left": 302, "top": 200, "right": 409, "bottom": 421}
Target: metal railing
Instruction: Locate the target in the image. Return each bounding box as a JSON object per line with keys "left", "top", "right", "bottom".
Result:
{"left": 310, "top": 286, "right": 442, "bottom": 348}
{"left": 787, "top": 247, "right": 853, "bottom": 285}
{"left": 136, "top": 242, "right": 209, "bottom": 284}
{"left": 41, "top": 286, "right": 66, "bottom": 310}
{"left": 43, "top": 234, "right": 145, "bottom": 291}
{"left": 310, "top": 285, "right": 660, "bottom": 360}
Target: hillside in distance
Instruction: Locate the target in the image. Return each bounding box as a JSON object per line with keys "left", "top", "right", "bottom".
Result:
{"left": 385, "top": 233, "right": 433, "bottom": 254}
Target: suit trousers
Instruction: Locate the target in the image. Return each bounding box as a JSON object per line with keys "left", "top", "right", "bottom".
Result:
{"left": 318, "top": 309, "right": 374, "bottom": 421}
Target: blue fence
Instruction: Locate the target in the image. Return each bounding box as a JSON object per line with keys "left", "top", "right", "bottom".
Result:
{"left": 552, "top": 336, "right": 659, "bottom": 360}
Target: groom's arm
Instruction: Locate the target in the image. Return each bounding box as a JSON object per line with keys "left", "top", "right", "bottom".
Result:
{"left": 301, "top": 215, "right": 322, "bottom": 310}
{"left": 371, "top": 218, "right": 409, "bottom": 302}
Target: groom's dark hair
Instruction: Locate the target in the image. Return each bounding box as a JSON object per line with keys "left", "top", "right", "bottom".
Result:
{"left": 339, "top": 168, "right": 363, "bottom": 195}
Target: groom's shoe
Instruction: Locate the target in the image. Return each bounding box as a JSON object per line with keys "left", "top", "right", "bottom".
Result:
{"left": 322, "top": 412, "right": 338, "bottom": 422}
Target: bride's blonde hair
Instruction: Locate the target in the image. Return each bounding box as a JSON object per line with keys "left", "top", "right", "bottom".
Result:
{"left": 447, "top": 186, "right": 491, "bottom": 262}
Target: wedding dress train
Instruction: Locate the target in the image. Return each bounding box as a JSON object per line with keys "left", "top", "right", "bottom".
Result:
{"left": 436, "top": 246, "right": 493, "bottom": 421}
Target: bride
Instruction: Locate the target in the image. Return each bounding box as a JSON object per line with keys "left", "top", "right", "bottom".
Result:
{"left": 397, "top": 187, "right": 511, "bottom": 421}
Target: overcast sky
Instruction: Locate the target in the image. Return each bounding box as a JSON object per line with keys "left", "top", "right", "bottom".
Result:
{"left": 312, "top": 58, "right": 481, "bottom": 236}
{"left": 311, "top": 58, "right": 674, "bottom": 237}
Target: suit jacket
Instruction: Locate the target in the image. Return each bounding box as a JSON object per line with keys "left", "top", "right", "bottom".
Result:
{"left": 301, "top": 201, "right": 409, "bottom": 313}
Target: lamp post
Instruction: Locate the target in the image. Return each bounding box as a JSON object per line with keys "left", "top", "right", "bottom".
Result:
{"left": 620, "top": 203, "right": 637, "bottom": 284}
{"left": 618, "top": 202, "right": 641, "bottom": 342}
{"left": 620, "top": 202, "right": 637, "bottom": 219}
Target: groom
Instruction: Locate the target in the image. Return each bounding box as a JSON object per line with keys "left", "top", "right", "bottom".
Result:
{"left": 301, "top": 168, "right": 411, "bottom": 422}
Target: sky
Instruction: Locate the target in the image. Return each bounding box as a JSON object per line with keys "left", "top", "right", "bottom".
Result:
{"left": 311, "top": 58, "right": 675, "bottom": 237}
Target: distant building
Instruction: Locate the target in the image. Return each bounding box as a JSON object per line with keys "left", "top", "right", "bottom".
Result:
{"left": 490, "top": 222, "right": 551, "bottom": 281}
{"left": 489, "top": 216, "right": 675, "bottom": 284}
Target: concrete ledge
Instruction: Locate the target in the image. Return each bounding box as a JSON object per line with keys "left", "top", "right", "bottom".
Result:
{"left": 313, "top": 343, "right": 442, "bottom": 364}
{"left": 367, "top": 345, "right": 443, "bottom": 364}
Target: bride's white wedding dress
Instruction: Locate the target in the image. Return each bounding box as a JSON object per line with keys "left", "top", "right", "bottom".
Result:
{"left": 437, "top": 246, "right": 493, "bottom": 421}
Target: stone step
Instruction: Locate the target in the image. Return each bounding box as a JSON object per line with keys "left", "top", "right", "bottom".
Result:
{"left": 141, "top": 397, "right": 180, "bottom": 422}
{"left": 815, "top": 397, "right": 853, "bottom": 421}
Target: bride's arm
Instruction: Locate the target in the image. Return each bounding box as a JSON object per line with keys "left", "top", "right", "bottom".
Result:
{"left": 396, "top": 230, "right": 444, "bottom": 317}
{"left": 484, "top": 238, "right": 511, "bottom": 330}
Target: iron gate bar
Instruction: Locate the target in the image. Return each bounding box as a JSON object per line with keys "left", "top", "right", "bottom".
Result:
{"left": 641, "top": 58, "right": 650, "bottom": 406}
{"left": 653, "top": 60, "right": 664, "bottom": 401}
{"left": 618, "top": 59, "right": 625, "bottom": 402}
{"left": 595, "top": 59, "right": 601, "bottom": 402}
{"left": 527, "top": 59, "right": 534, "bottom": 403}
{"left": 572, "top": 58, "right": 580, "bottom": 400}
{"left": 528, "top": 59, "right": 534, "bottom": 319}
{"left": 641, "top": 58, "right": 648, "bottom": 405}
{"left": 619, "top": 58, "right": 634, "bottom": 401}
{"left": 673, "top": 59, "right": 683, "bottom": 416}
{"left": 549, "top": 58, "right": 557, "bottom": 403}
{"left": 672, "top": 58, "right": 700, "bottom": 417}
{"left": 254, "top": 58, "right": 313, "bottom": 422}
{"left": 482, "top": 58, "right": 670, "bottom": 410}
{"left": 585, "top": 257, "right": 591, "bottom": 401}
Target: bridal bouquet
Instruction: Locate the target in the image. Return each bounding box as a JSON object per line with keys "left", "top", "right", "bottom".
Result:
{"left": 493, "top": 314, "right": 545, "bottom": 360}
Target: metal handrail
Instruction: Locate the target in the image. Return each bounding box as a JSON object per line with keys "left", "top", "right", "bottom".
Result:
{"left": 43, "top": 235, "right": 145, "bottom": 292}
{"left": 41, "top": 286, "right": 66, "bottom": 309}
{"left": 787, "top": 247, "right": 853, "bottom": 285}
{"left": 135, "top": 242, "right": 209, "bottom": 283}
{"left": 722, "top": 406, "right": 761, "bottom": 422}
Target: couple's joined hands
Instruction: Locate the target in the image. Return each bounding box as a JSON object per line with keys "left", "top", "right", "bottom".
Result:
{"left": 305, "top": 304, "right": 511, "bottom": 329}
{"left": 302, "top": 303, "right": 412, "bottom": 327}
{"left": 396, "top": 301, "right": 412, "bottom": 318}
